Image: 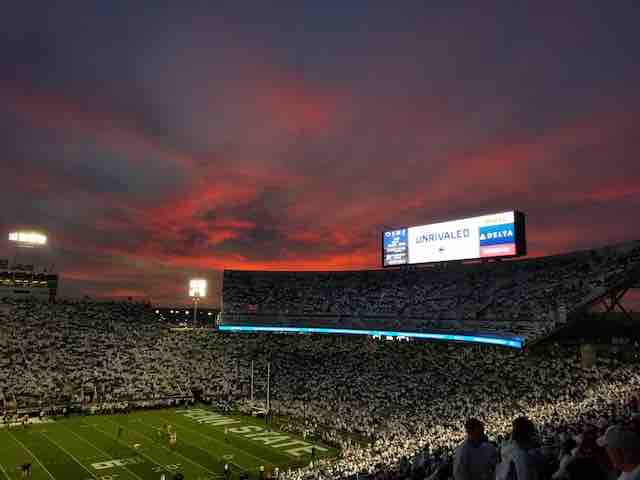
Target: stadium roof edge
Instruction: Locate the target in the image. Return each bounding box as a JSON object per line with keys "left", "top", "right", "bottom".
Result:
{"left": 526, "top": 262, "right": 640, "bottom": 348}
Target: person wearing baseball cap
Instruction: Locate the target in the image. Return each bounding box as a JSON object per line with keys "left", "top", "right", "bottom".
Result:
{"left": 597, "top": 426, "right": 640, "bottom": 480}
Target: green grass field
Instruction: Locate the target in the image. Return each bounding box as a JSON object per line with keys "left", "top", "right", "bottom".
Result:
{"left": 0, "top": 407, "right": 337, "bottom": 480}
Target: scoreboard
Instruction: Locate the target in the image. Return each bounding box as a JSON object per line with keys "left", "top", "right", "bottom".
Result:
{"left": 382, "top": 210, "right": 526, "bottom": 267}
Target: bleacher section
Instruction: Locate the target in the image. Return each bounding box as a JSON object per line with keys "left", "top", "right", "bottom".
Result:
{"left": 221, "top": 241, "right": 640, "bottom": 345}
{"left": 2, "top": 298, "right": 640, "bottom": 480}
{"left": 0, "top": 270, "right": 58, "bottom": 300}
{"left": 0, "top": 300, "right": 184, "bottom": 407}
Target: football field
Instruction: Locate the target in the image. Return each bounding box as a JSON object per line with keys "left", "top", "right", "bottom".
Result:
{"left": 0, "top": 407, "right": 337, "bottom": 480}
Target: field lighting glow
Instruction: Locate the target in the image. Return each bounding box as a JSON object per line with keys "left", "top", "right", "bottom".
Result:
{"left": 8, "top": 231, "right": 48, "bottom": 246}
{"left": 189, "top": 279, "right": 207, "bottom": 298}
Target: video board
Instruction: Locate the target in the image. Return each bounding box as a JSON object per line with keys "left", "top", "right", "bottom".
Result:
{"left": 382, "top": 211, "right": 526, "bottom": 267}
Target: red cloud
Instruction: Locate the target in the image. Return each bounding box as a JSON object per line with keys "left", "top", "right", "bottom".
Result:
{"left": 2, "top": 78, "right": 639, "bottom": 305}
{"left": 250, "top": 79, "right": 343, "bottom": 135}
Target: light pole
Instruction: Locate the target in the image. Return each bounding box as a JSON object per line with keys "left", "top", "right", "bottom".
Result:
{"left": 193, "top": 294, "right": 199, "bottom": 324}
{"left": 188, "top": 279, "right": 207, "bottom": 326}
{"left": 266, "top": 361, "right": 271, "bottom": 415}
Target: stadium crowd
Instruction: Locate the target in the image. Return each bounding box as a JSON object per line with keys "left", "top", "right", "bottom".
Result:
{"left": 1, "top": 296, "right": 640, "bottom": 480}
{"left": 223, "top": 241, "right": 640, "bottom": 342}
{"left": 2, "top": 242, "right": 640, "bottom": 479}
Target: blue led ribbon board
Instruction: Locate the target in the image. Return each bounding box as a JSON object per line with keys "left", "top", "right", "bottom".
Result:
{"left": 218, "top": 324, "right": 523, "bottom": 349}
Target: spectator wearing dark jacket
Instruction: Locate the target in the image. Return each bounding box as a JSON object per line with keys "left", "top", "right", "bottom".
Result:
{"left": 453, "top": 418, "right": 497, "bottom": 480}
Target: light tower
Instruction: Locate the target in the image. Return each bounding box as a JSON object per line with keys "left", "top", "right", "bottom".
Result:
{"left": 8, "top": 230, "right": 49, "bottom": 270}
{"left": 5, "top": 229, "right": 57, "bottom": 301}
{"left": 8, "top": 230, "right": 48, "bottom": 247}
{"left": 188, "top": 278, "right": 207, "bottom": 325}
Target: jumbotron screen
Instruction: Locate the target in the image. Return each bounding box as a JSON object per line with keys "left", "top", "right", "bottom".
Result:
{"left": 382, "top": 210, "right": 526, "bottom": 267}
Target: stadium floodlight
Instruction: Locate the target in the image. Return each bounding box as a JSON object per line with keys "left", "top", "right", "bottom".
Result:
{"left": 189, "top": 279, "right": 207, "bottom": 298}
{"left": 8, "top": 231, "right": 47, "bottom": 247}
{"left": 188, "top": 278, "right": 207, "bottom": 325}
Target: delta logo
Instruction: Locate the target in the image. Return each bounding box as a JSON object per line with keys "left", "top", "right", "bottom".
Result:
{"left": 479, "top": 223, "right": 515, "bottom": 246}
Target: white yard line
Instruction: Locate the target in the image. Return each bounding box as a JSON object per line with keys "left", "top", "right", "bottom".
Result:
{"left": 171, "top": 409, "right": 309, "bottom": 461}
{"left": 6, "top": 431, "right": 56, "bottom": 480}
{"left": 102, "top": 417, "right": 220, "bottom": 477}
{"left": 156, "top": 416, "right": 250, "bottom": 470}
{"left": 160, "top": 414, "right": 274, "bottom": 465}
{"left": 62, "top": 423, "right": 146, "bottom": 480}
{"left": 0, "top": 462, "right": 12, "bottom": 480}
{"left": 40, "top": 432, "right": 99, "bottom": 479}
{"left": 200, "top": 408, "right": 308, "bottom": 458}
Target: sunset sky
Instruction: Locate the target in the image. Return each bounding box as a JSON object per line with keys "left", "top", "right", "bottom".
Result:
{"left": 1, "top": 2, "right": 639, "bottom": 306}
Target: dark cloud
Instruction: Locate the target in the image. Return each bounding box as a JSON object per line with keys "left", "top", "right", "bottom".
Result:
{"left": 0, "top": 2, "right": 639, "bottom": 305}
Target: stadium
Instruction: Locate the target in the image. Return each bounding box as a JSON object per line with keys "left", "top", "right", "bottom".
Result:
{"left": 1, "top": 210, "right": 640, "bottom": 480}
{"left": 2, "top": 4, "right": 640, "bottom": 480}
